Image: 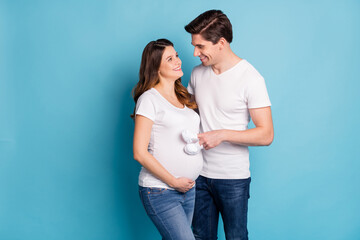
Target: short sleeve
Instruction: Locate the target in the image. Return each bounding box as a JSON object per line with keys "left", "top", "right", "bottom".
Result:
{"left": 246, "top": 75, "right": 271, "bottom": 109}
{"left": 135, "top": 93, "right": 156, "bottom": 121}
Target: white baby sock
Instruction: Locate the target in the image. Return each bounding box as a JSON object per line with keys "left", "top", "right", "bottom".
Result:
{"left": 181, "top": 130, "right": 203, "bottom": 155}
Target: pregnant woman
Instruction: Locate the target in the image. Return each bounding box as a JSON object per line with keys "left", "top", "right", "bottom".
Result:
{"left": 132, "top": 38, "right": 203, "bottom": 239}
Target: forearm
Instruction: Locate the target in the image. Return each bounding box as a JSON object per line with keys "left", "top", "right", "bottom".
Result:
{"left": 223, "top": 106, "right": 274, "bottom": 146}
{"left": 134, "top": 151, "right": 177, "bottom": 187}
{"left": 222, "top": 126, "right": 274, "bottom": 146}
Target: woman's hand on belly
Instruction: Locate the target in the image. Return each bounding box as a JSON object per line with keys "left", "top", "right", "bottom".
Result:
{"left": 169, "top": 177, "right": 195, "bottom": 193}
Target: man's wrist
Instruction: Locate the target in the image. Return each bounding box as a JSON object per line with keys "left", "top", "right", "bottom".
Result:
{"left": 220, "top": 129, "right": 229, "bottom": 143}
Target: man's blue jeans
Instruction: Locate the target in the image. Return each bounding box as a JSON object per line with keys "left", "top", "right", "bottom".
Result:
{"left": 139, "top": 186, "right": 196, "bottom": 240}
{"left": 192, "top": 176, "right": 251, "bottom": 240}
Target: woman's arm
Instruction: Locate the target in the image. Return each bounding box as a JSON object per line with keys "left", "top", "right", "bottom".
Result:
{"left": 133, "top": 115, "right": 194, "bottom": 193}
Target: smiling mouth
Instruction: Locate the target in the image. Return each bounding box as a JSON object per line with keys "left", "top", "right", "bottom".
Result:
{"left": 173, "top": 66, "right": 182, "bottom": 71}
{"left": 200, "top": 56, "right": 207, "bottom": 62}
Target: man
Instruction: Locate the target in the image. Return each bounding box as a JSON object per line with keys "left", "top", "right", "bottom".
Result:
{"left": 185, "top": 10, "right": 274, "bottom": 240}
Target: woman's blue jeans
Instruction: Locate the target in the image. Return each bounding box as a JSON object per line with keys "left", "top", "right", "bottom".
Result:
{"left": 139, "top": 186, "right": 196, "bottom": 240}
{"left": 192, "top": 176, "right": 251, "bottom": 240}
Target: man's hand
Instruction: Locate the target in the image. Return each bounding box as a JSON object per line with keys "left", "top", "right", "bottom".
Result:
{"left": 198, "top": 130, "right": 225, "bottom": 150}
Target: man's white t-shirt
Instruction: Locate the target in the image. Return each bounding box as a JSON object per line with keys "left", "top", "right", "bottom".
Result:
{"left": 187, "top": 59, "right": 271, "bottom": 179}
{"left": 135, "top": 88, "right": 203, "bottom": 189}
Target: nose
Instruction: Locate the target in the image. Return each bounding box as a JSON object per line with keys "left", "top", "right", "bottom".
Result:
{"left": 176, "top": 56, "right": 182, "bottom": 65}
{"left": 193, "top": 47, "right": 200, "bottom": 57}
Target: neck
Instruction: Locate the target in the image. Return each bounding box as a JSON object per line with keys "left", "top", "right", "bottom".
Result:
{"left": 211, "top": 49, "right": 242, "bottom": 75}
{"left": 154, "top": 78, "right": 177, "bottom": 97}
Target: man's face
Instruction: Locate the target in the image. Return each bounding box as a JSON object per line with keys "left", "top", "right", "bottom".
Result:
{"left": 191, "top": 34, "right": 220, "bottom": 66}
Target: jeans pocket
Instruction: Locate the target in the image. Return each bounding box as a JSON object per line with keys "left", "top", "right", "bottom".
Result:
{"left": 143, "top": 188, "right": 173, "bottom": 216}
{"left": 148, "top": 187, "right": 167, "bottom": 194}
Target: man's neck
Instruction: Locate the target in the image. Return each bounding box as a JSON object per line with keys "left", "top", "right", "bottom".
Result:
{"left": 211, "top": 50, "right": 242, "bottom": 75}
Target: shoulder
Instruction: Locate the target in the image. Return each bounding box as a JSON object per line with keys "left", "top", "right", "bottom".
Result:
{"left": 136, "top": 89, "right": 159, "bottom": 107}
{"left": 191, "top": 64, "right": 208, "bottom": 75}
{"left": 138, "top": 88, "right": 157, "bottom": 101}
{"left": 242, "top": 60, "right": 264, "bottom": 80}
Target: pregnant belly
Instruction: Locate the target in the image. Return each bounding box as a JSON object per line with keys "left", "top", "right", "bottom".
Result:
{"left": 158, "top": 153, "right": 204, "bottom": 181}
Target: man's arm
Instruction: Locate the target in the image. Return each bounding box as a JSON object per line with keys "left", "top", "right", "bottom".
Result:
{"left": 198, "top": 106, "right": 274, "bottom": 150}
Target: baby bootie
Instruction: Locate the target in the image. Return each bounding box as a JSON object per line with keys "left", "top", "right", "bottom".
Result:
{"left": 181, "top": 130, "right": 203, "bottom": 155}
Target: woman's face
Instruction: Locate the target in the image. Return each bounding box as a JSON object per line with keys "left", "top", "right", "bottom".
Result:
{"left": 158, "top": 46, "right": 183, "bottom": 81}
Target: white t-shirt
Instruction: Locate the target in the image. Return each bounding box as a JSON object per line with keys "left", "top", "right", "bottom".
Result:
{"left": 135, "top": 88, "right": 203, "bottom": 189}
{"left": 187, "top": 59, "right": 271, "bottom": 179}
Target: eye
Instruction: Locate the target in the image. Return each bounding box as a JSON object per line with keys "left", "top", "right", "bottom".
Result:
{"left": 167, "top": 57, "right": 172, "bottom": 62}
{"left": 176, "top": 54, "right": 179, "bottom": 58}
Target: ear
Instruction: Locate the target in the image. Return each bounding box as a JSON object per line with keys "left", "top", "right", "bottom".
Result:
{"left": 218, "top": 37, "right": 226, "bottom": 50}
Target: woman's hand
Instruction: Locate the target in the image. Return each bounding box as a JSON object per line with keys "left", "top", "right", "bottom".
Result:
{"left": 170, "top": 177, "right": 195, "bottom": 193}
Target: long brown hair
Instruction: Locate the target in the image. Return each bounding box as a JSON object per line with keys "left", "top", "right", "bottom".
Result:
{"left": 131, "top": 39, "right": 197, "bottom": 119}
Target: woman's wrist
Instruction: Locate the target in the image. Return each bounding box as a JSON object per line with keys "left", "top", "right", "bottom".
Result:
{"left": 167, "top": 176, "right": 177, "bottom": 188}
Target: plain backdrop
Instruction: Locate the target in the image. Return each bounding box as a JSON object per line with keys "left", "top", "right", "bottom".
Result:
{"left": 1, "top": 0, "right": 359, "bottom": 239}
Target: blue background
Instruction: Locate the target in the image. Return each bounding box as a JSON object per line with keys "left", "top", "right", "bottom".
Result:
{"left": 1, "top": 0, "right": 359, "bottom": 239}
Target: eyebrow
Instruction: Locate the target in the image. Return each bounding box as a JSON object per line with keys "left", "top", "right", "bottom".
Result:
{"left": 166, "top": 52, "right": 178, "bottom": 60}
{"left": 191, "top": 42, "right": 204, "bottom": 47}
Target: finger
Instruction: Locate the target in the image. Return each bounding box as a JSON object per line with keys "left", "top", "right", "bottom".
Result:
{"left": 198, "top": 135, "right": 206, "bottom": 142}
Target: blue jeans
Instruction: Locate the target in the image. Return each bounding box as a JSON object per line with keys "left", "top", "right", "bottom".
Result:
{"left": 192, "top": 176, "right": 251, "bottom": 240}
{"left": 139, "top": 186, "right": 196, "bottom": 240}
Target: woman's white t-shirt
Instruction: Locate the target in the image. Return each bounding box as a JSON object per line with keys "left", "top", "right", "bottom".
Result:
{"left": 135, "top": 88, "right": 203, "bottom": 189}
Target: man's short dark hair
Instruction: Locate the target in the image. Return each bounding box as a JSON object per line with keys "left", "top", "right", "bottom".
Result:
{"left": 185, "top": 10, "right": 233, "bottom": 44}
